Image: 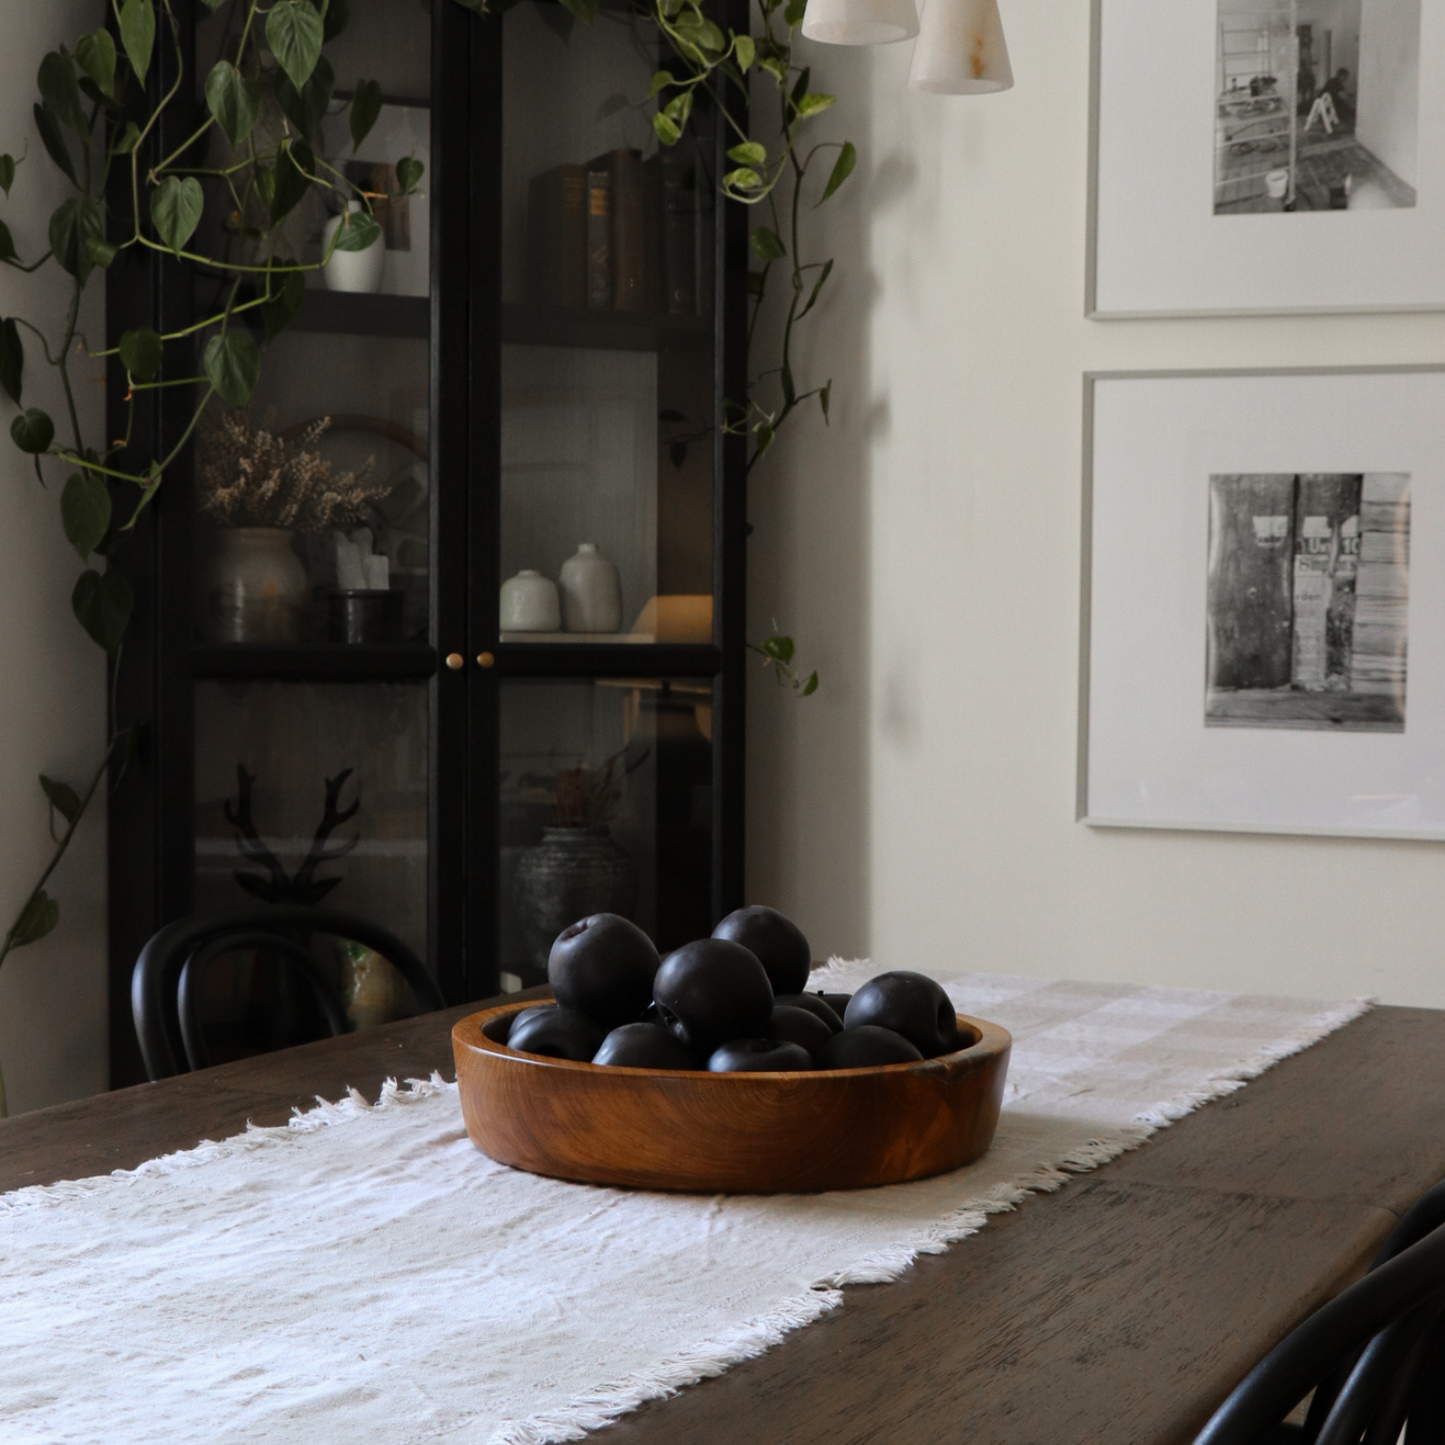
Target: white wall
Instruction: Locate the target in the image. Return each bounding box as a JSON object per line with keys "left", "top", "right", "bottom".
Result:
{"left": 747, "top": 1, "right": 1445, "bottom": 1007}
{"left": 1358, "top": 0, "right": 1421, "bottom": 187}
{"left": 0, "top": 1, "right": 109, "bottom": 1114}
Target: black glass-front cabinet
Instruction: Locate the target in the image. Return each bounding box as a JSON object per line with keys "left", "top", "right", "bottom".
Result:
{"left": 106, "top": 0, "right": 747, "bottom": 1086}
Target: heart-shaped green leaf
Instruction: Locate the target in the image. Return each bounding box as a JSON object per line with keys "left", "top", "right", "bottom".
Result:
{"left": 396, "top": 157, "right": 424, "bottom": 195}
{"left": 728, "top": 141, "right": 766, "bottom": 168}
{"left": 324, "top": 0, "right": 351, "bottom": 40}
{"left": 269, "top": 140, "right": 313, "bottom": 223}
{"left": 150, "top": 175, "right": 203, "bottom": 257}
{"left": 38, "top": 51, "right": 87, "bottom": 136}
{"left": 50, "top": 196, "right": 105, "bottom": 281}
{"left": 9, "top": 889, "right": 59, "bottom": 948}
{"left": 277, "top": 54, "right": 334, "bottom": 138}
{"left": 349, "top": 79, "right": 382, "bottom": 152}
{"left": 72, "top": 565, "right": 133, "bottom": 653}
{"left": 119, "top": 326, "right": 163, "bottom": 382}
{"left": 262, "top": 268, "right": 307, "bottom": 340}
{"left": 557, "top": 0, "right": 599, "bottom": 22}
{"left": 0, "top": 318, "right": 22, "bottom": 405}
{"left": 750, "top": 226, "right": 785, "bottom": 260}
{"left": 33, "top": 104, "right": 78, "bottom": 188}
{"left": 75, "top": 31, "right": 118, "bottom": 101}
{"left": 794, "top": 92, "right": 836, "bottom": 119}
{"left": 0, "top": 154, "right": 15, "bottom": 197}
{"left": 653, "top": 113, "right": 681, "bottom": 146}
{"left": 266, "top": 1, "right": 325, "bottom": 91}
{"left": 331, "top": 210, "right": 381, "bottom": 252}
{"left": 820, "top": 141, "right": 856, "bottom": 203}
{"left": 0, "top": 221, "right": 16, "bottom": 265}
{"left": 204, "top": 329, "right": 260, "bottom": 408}
{"left": 40, "top": 775, "right": 84, "bottom": 827}
{"left": 733, "top": 34, "right": 756, "bottom": 71}
{"left": 120, "top": 0, "right": 156, "bottom": 88}
{"left": 205, "top": 60, "right": 261, "bottom": 147}
{"left": 10, "top": 407, "right": 53, "bottom": 454}
{"left": 62, "top": 471, "right": 113, "bottom": 560}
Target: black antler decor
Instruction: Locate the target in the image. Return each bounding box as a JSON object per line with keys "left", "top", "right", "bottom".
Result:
{"left": 223, "top": 765, "right": 361, "bottom": 905}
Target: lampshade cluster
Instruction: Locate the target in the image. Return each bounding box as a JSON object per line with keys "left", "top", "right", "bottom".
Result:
{"left": 800, "top": 0, "right": 1012, "bottom": 95}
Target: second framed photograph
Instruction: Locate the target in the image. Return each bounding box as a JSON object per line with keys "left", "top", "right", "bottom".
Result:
{"left": 1080, "top": 366, "right": 1445, "bottom": 840}
{"left": 1088, "top": 0, "right": 1444, "bottom": 316}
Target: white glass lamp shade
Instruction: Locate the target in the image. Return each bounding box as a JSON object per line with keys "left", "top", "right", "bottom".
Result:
{"left": 802, "top": 0, "right": 918, "bottom": 46}
{"left": 908, "top": 0, "right": 1013, "bottom": 94}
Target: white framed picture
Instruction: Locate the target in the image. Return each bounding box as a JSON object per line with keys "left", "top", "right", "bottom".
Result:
{"left": 321, "top": 100, "right": 431, "bottom": 298}
{"left": 1087, "top": 0, "right": 1445, "bottom": 316}
{"left": 1080, "top": 367, "right": 1445, "bottom": 840}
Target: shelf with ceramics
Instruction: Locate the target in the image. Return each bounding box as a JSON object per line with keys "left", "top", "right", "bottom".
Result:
{"left": 501, "top": 551, "right": 712, "bottom": 646}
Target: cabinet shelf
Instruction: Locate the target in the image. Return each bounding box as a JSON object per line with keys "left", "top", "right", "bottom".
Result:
{"left": 500, "top": 304, "right": 709, "bottom": 353}
{"left": 189, "top": 643, "right": 438, "bottom": 681}
{"left": 289, "top": 290, "right": 430, "bottom": 339}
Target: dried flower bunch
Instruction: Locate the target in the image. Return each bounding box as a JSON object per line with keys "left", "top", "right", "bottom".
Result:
{"left": 552, "top": 746, "right": 651, "bottom": 826}
{"left": 198, "top": 410, "right": 386, "bottom": 532}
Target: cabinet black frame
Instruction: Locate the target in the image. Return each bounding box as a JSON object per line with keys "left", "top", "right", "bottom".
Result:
{"left": 106, "top": 0, "right": 748, "bottom": 1087}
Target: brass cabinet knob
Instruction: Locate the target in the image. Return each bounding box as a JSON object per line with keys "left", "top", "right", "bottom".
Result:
{"left": 477, "top": 652, "right": 495, "bottom": 669}
{"left": 445, "top": 653, "right": 464, "bottom": 670}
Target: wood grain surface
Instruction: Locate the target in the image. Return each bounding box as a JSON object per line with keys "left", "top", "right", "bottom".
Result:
{"left": 4, "top": 999, "right": 1443, "bottom": 1445}
{"left": 453, "top": 1003, "right": 1011, "bottom": 1192}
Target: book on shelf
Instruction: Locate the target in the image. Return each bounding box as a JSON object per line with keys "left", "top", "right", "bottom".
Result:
{"left": 525, "top": 145, "right": 714, "bottom": 322}
{"left": 586, "top": 167, "right": 611, "bottom": 310}
{"left": 526, "top": 164, "right": 588, "bottom": 311}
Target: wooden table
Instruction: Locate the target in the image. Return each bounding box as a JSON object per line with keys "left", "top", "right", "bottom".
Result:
{"left": 4, "top": 999, "right": 1443, "bottom": 1444}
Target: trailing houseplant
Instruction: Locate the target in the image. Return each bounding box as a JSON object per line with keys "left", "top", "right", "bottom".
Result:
{"left": 0, "top": 0, "right": 843, "bottom": 1111}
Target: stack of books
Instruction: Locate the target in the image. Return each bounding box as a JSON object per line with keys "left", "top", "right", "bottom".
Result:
{"left": 526, "top": 147, "right": 713, "bottom": 318}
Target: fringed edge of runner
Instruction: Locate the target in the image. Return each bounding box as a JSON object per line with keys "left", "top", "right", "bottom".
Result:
{"left": 0, "top": 1073, "right": 455, "bottom": 1213}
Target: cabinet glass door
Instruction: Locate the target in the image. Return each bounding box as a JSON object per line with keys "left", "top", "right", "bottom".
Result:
{"left": 183, "top": 0, "right": 446, "bottom": 1054}
{"left": 498, "top": 3, "right": 717, "bottom": 645}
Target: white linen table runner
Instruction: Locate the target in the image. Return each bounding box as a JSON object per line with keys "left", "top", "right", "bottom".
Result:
{"left": 0, "top": 964, "right": 1368, "bottom": 1445}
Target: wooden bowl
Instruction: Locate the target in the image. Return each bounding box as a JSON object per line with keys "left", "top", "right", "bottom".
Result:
{"left": 452, "top": 1001, "right": 1012, "bottom": 1194}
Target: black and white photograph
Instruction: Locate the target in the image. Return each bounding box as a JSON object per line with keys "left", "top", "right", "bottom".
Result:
{"left": 1082, "top": 367, "right": 1445, "bottom": 841}
{"left": 1205, "top": 472, "right": 1410, "bottom": 730}
{"left": 1214, "top": 0, "right": 1421, "bottom": 214}
{"left": 1089, "top": 0, "right": 1444, "bottom": 315}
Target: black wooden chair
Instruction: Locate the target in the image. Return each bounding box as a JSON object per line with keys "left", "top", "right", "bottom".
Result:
{"left": 1193, "top": 1181, "right": 1445, "bottom": 1444}
{"left": 131, "top": 906, "right": 446, "bottom": 1081}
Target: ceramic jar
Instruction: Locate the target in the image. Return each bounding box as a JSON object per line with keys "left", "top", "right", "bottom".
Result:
{"left": 323, "top": 201, "right": 386, "bottom": 294}
{"left": 511, "top": 826, "right": 638, "bottom": 970}
{"left": 500, "top": 570, "right": 561, "bottom": 631}
{"left": 209, "top": 527, "right": 309, "bottom": 643}
{"left": 558, "top": 543, "right": 622, "bottom": 633}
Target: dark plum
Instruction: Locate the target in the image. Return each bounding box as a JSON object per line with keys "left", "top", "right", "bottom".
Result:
{"left": 707, "top": 1038, "right": 814, "bottom": 1073}
{"left": 816, "top": 1025, "right": 924, "bottom": 1069}
{"left": 766, "top": 1004, "right": 835, "bottom": 1057}
{"left": 506, "top": 1005, "right": 606, "bottom": 1061}
{"left": 844, "top": 972, "right": 960, "bottom": 1058}
{"left": 652, "top": 938, "right": 774, "bottom": 1054}
{"left": 548, "top": 913, "right": 661, "bottom": 1029}
{"left": 775, "top": 993, "right": 844, "bottom": 1034}
{"left": 711, "top": 906, "right": 812, "bottom": 995}
{"left": 592, "top": 1022, "right": 700, "bottom": 1070}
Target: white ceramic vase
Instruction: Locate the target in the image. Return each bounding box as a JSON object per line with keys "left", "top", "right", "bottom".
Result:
{"left": 209, "top": 527, "right": 310, "bottom": 643}
{"left": 323, "top": 201, "right": 386, "bottom": 294}
{"left": 500, "top": 570, "right": 561, "bottom": 631}
{"left": 558, "top": 543, "right": 622, "bottom": 633}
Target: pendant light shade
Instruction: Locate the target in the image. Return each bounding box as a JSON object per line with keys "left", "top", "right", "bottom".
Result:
{"left": 908, "top": 0, "right": 1013, "bottom": 94}
{"left": 801, "top": 0, "right": 918, "bottom": 47}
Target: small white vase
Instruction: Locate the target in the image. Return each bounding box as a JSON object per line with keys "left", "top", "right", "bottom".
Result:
{"left": 323, "top": 201, "right": 385, "bottom": 294}
{"left": 209, "top": 527, "right": 310, "bottom": 643}
{"left": 558, "top": 543, "right": 622, "bottom": 633}
{"left": 500, "top": 570, "right": 561, "bottom": 631}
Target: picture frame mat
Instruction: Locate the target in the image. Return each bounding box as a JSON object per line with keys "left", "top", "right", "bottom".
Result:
{"left": 1086, "top": 0, "right": 1445, "bottom": 318}
{"left": 1080, "top": 366, "right": 1445, "bottom": 841}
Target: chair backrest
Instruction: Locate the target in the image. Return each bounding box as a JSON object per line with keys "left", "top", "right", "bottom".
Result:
{"left": 1193, "top": 1184, "right": 1445, "bottom": 1445}
{"left": 132, "top": 906, "right": 446, "bottom": 1081}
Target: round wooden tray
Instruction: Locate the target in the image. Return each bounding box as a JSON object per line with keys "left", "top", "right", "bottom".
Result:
{"left": 452, "top": 1000, "right": 1012, "bottom": 1193}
